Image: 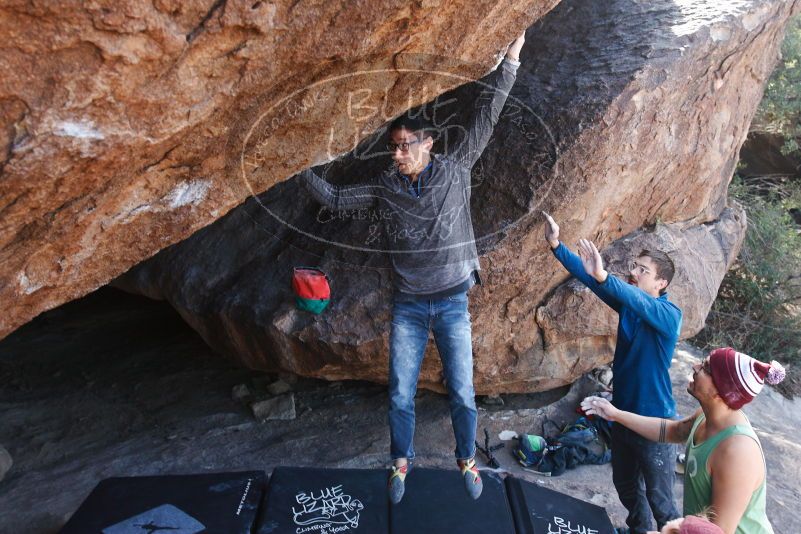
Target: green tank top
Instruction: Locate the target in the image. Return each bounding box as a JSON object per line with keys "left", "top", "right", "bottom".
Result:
{"left": 684, "top": 414, "right": 774, "bottom": 534}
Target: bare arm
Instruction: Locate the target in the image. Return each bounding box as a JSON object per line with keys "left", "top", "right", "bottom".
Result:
{"left": 581, "top": 396, "right": 701, "bottom": 444}
{"left": 506, "top": 32, "right": 525, "bottom": 63}
{"left": 708, "top": 436, "right": 765, "bottom": 534}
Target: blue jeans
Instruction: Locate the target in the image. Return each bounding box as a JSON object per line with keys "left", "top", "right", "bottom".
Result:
{"left": 612, "top": 424, "right": 679, "bottom": 533}
{"left": 388, "top": 291, "right": 477, "bottom": 461}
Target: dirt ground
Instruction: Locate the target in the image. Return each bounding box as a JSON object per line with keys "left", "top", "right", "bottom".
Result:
{"left": 0, "top": 288, "right": 798, "bottom": 533}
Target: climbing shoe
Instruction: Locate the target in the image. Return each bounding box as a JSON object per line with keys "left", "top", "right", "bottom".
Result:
{"left": 457, "top": 457, "right": 483, "bottom": 500}
{"left": 388, "top": 462, "right": 410, "bottom": 504}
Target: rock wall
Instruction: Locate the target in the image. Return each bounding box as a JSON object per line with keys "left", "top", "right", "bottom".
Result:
{"left": 0, "top": 0, "right": 558, "bottom": 339}
{"left": 114, "top": 0, "right": 798, "bottom": 393}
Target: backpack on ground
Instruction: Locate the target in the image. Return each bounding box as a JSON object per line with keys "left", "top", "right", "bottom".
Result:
{"left": 513, "top": 416, "right": 611, "bottom": 476}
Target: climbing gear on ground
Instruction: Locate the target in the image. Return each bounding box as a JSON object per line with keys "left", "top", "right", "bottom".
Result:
{"left": 475, "top": 428, "right": 505, "bottom": 469}
{"left": 513, "top": 416, "right": 611, "bottom": 476}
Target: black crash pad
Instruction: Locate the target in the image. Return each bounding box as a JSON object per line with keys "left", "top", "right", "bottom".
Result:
{"left": 257, "top": 467, "right": 388, "bottom": 534}
{"left": 505, "top": 476, "right": 614, "bottom": 534}
{"left": 59, "top": 471, "right": 266, "bottom": 534}
{"left": 390, "top": 468, "right": 516, "bottom": 534}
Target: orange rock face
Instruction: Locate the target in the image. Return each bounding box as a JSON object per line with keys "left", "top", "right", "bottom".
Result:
{"left": 114, "top": 0, "right": 799, "bottom": 393}
{"left": 0, "top": 0, "right": 557, "bottom": 338}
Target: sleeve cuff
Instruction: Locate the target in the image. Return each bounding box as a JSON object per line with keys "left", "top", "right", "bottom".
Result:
{"left": 503, "top": 57, "right": 521, "bottom": 70}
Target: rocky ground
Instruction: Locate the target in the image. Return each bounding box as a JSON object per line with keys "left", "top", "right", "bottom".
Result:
{"left": 0, "top": 287, "right": 798, "bottom": 533}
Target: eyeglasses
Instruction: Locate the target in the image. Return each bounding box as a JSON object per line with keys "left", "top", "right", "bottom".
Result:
{"left": 701, "top": 359, "right": 711, "bottom": 375}
{"left": 386, "top": 140, "right": 420, "bottom": 152}
{"left": 628, "top": 260, "right": 652, "bottom": 276}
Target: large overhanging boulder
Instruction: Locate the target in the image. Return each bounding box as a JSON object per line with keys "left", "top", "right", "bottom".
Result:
{"left": 0, "top": 0, "right": 558, "bottom": 339}
{"left": 113, "top": 0, "right": 798, "bottom": 393}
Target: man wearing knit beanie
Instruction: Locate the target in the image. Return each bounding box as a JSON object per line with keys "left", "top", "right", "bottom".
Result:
{"left": 582, "top": 348, "right": 785, "bottom": 534}
{"left": 707, "top": 347, "right": 785, "bottom": 410}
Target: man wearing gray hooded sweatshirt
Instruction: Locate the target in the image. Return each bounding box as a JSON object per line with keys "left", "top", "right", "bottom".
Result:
{"left": 300, "top": 32, "right": 525, "bottom": 504}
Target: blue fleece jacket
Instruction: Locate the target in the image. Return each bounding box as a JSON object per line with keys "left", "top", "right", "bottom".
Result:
{"left": 552, "top": 243, "right": 680, "bottom": 418}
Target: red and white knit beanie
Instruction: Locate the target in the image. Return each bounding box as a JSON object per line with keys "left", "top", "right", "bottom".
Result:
{"left": 680, "top": 515, "right": 724, "bottom": 534}
{"left": 708, "top": 347, "right": 786, "bottom": 409}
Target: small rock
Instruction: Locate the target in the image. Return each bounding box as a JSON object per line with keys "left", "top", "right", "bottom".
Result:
{"left": 265, "top": 379, "right": 292, "bottom": 396}
{"left": 231, "top": 383, "right": 253, "bottom": 404}
{"left": 0, "top": 445, "right": 12, "bottom": 482}
{"left": 251, "top": 394, "right": 296, "bottom": 421}
{"left": 480, "top": 394, "right": 505, "bottom": 407}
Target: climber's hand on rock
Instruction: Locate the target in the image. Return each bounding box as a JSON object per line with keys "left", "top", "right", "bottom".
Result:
{"left": 542, "top": 211, "right": 559, "bottom": 249}
{"left": 506, "top": 31, "right": 525, "bottom": 62}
